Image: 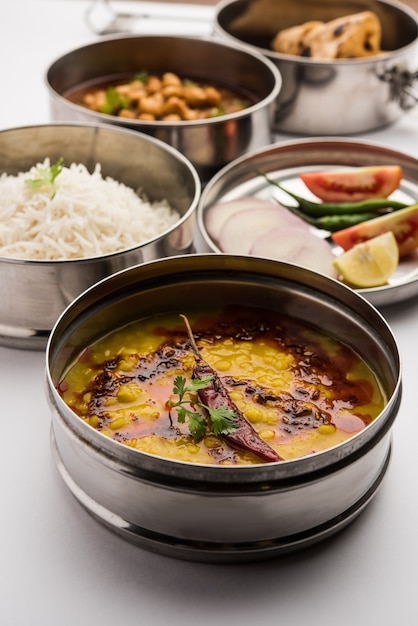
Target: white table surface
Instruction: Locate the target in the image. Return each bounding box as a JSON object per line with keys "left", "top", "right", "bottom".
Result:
{"left": 2, "top": 2, "right": 418, "bottom": 625}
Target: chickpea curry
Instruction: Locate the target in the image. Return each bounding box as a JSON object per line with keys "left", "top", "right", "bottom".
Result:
{"left": 68, "top": 71, "right": 253, "bottom": 122}
{"left": 58, "top": 306, "right": 386, "bottom": 465}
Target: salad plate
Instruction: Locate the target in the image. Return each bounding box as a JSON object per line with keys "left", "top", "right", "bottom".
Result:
{"left": 195, "top": 137, "right": 418, "bottom": 308}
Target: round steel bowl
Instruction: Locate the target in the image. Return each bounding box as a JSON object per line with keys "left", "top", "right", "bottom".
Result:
{"left": 46, "top": 254, "right": 401, "bottom": 563}
{"left": 45, "top": 35, "right": 281, "bottom": 182}
{"left": 194, "top": 136, "right": 418, "bottom": 308}
{"left": 214, "top": 0, "right": 418, "bottom": 135}
{"left": 0, "top": 124, "right": 200, "bottom": 350}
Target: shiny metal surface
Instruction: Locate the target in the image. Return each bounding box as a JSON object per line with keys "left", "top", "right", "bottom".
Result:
{"left": 46, "top": 254, "right": 401, "bottom": 562}
{"left": 45, "top": 35, "right": 281, "bottom": 182}
{"left": 195, "top": 137, "right": 418, "bottom": 308}
{"left": 214, "top": 0, "right": 418, "bottom": 135}
{"left": 84, "top": 0, "right": 209, "bottom": 35}
{"left": 0, "top": 124, "right": 200, "bottom": 350}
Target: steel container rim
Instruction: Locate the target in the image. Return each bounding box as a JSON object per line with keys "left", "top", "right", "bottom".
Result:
{"left": 214, "top": 0, "right": 418, "bottom": 65}
{"left": 194, "top": 135, "right": 418, "bottom": 307}
{"left": 45, "top": 34, "right": 282, "bottom": 129}
{"left": 0, "top": 122, "right": 201, "bottom": 350}
{"left": 213, "top": 0, "right": 418, "bottom": 135}
{"left": 0, "top": 122, "right": 201, "bottom": 266}
{"left": 46, "top": 253, "right": 402, "bottom": 488}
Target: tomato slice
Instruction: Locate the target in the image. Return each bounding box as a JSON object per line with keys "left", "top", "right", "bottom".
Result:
{"left": 331, "top": 204, "right": 418, "bottom": 258}
{"left": 300, "top": 166, "right": 403, "bottom": 203}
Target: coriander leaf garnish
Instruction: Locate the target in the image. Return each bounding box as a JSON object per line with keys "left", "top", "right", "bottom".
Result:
{"left": 24, "top": 157, "right": 64, "bottom": 198}
{"left": 176, "top": 313, "right": 281, "bottom": 463}
{"left": 169, "top": 374, "right": 238, "bottom": 441}
{"left": 210, "top": 106, "right": 226, "bottom": 118}
{"left": 205, "top": 405, "right": 238, "bottom": 436}
{"left": 173, "top": 375, "right": 212, "bottom": 397}
{"left": 100, "top": 86, "right": 130, "bottom": 115}
{"left": 134, "top": 71, "right": 148, "bottom": 83}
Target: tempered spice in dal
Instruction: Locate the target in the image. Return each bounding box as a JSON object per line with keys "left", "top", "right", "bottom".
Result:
{"left": 58, "top": 306, "right": 386, "bottom": 465}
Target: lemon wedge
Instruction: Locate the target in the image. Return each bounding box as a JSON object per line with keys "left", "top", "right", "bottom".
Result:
{"left": 333, "top": 231, "right": 399, "bottom": 288}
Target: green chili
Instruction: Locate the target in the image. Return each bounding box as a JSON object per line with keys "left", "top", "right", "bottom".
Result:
{"left": 258, "top": 171, "right": 408, "bottom": 216}
{"left": 275, "top": 199, "right": 381, "bottom": 232}
{"left": 311, "top": 212, "right": 380, "bottom": 232}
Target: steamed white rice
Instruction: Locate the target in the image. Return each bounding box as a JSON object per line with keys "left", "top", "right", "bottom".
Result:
{"left": 0, "top": 160, "right": 181, "bottom": 260}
